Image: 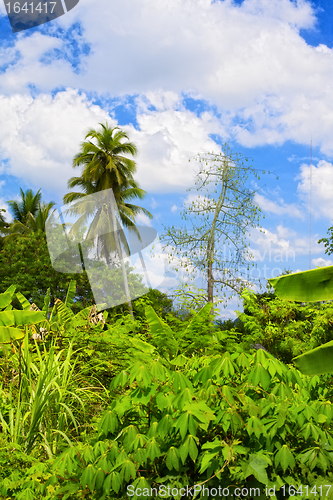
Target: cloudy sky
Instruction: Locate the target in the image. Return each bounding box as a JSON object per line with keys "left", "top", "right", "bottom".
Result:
{"left": 1, "top": 0, "right": 333, "bottom": 318}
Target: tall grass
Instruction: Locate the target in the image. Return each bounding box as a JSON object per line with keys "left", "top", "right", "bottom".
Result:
{"left": 0, "top": 332, "right": 99, "bottom": 458}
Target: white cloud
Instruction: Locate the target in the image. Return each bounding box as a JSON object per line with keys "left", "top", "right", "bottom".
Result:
{"left": 136, "top": 91, "right": 181, "bottom": 113}
{"left": 254, "top": 193, "right": 304, "bottom": 219}
{"left": 238, "top": 0, "right": 314, "bottom": 27}
{"left": 0, "top": 199, "right": 11, "bottom": 222}
{"left": 248, "top": 224, "right": 322, "bottom": 262}
{"left": 183, "top": 193, "right": 213, "bottom": 209}
{"left": 134, "top": 212, "right": 153, "bottom": 226}
{"left": 0, "top": 0, "right": 330, "bottom": 153}
{"left": 0, "top": 89, "right": 110, "bottom": 193}
{"left": 0, "top": 181, "right": 12, "bottom": 222}
{"left": 150, "top": 198, "right": 158, "bottom": 209}
{"left": 129, "top": 106, "right": 222, "bottom": 192}
{"left": 296, "top": 160, "right": 333, "bottom": 220}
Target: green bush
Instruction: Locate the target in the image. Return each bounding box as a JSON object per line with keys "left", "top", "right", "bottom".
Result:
{"left": 238, "top": 289, "right": 333, "bottom": 364}
{"left": 2, "top": 284, "right": 333, "bottom": 499}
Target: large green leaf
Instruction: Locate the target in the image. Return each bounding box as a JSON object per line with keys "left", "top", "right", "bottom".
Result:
{"left": 55, "top": 299, "right": 74, "bottom": 325}
{"left": 145, "top": 305, "right": 178, "bottom": 356}
{"left": 0, "top": 292, "right": 13, "bottom": 310}
{"left": 181, "top": 302, "right": 214, "bottom": 336}
{"left": 0, "top": 310, "right": 46, "bottom": 327}
{"left": 145, "top": 305, "right": 175, "bottom": 337}
{"left": 4, "top": 284, "right": 16, "bottom": 296}
{"left": 274, "top": 444, "right": 295, "bottom": 472}
{"left": 0, "top": 326, "right": 25, "bottom": 343}
{"left": 16, "top": 291, "right": 31, "bottom": 311}
{"left": 42, "top": 288, "right": 51, "bottom": 317}
{"left": 269, "top": 266, "right": 333, "bottom": 302}
{"left": 269, "top": 266, "right": 333, "bottom": 375}
{"left": 64, "top": 280, "right": 76, "bottom": 309}
{"left": 293, "top": 340, "right": 333, "bottom": 376}
{"left": 243, "top": 454, "right": 269, "bottom": 484}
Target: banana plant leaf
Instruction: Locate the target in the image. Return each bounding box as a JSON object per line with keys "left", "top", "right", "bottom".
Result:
{"left": 0, "top": 326, "right": 25, "bottom": 344}
{"left": 269, "top": 266, "right": 333, "bottom": 376}
{"left": 145, "top": 305, "right": 175, "bottom": 338}
{"left": 0, "top": 292, "right": 13, "bottom": 310}
{"left": 64, "top": 280, "right": 76, "bottom": 309}
{"left": 293, "top": 341, "right": 333, "bottom": 376}
{"left": 268, "top": 265, "right": 333, "bottom": 302}
{"left": 0, "top": 310, "right": 46, "bottom": 327}
{"left": 16, "top": 291, "right": 32, "bottom": 311}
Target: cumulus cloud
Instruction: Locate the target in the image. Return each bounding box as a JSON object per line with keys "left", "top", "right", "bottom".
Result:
{"left": 248, "top": 224, "right": 322, "bottom": 262}
{"left": 128, "top": 104, "right": 222, "bottom": 193}
{"left": 134, "top": 212, "right": 153, "bottom": 226}
{"left": 0, "top": 199, "right": 11, "bottom": 222}
{"left": 0, "top": 89, "right": 110, "bottom": 193}
{"left": 296, "top": 160, "right": 333, "bottom": 220}
{"left": 0, "top": 180, "right": 12, "bottom": 223}
{"left": 254, "top": 193, "right": 304, "bottom": 219}
{"left": 1, "top": 0, "right": 332, "bottom": 154}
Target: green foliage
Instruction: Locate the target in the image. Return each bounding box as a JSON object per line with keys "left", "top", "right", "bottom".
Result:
{"left": 238, "top": 289, "right": 333, "bottom": 364}
{"left": 47, "top": 334, "right": 333, "bottom": 498}
{"left": 2, "top": 283, "right": 333, "bottom": 499}
{"left": 0, "top": 230, "right": 94, "bottom": 311}
{"left": 0, "top": 334, "right": 91, "bottom": 457}
{"left": 268, "top": 266, "right": 333, "bottom": 375}
{"left": 0, "top": 286, "right": 45, "bottom": 344}
{"left": 318, "top": 221, "right": 333, "bottom": 256}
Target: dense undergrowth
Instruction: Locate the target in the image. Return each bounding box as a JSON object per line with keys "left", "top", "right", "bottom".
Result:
{"left": 1, "top": 284, "right": 333, "bottom": 499}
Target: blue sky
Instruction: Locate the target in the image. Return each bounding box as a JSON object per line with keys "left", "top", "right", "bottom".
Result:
{"left": 1, "top": 0, "right": 333, "bottom": 319}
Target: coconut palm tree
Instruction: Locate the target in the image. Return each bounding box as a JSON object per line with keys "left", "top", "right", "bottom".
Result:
{"left": 5, "top": 189, "right": 56, "bottom": 241}
{"left": 63, "top": 123, "right": 153, "bottom": 319}
{"left": 8, "top": 201, "right": 57, "bottom": 235}
{"left": 7, "top": 188, "right": 42, "bottom": 224}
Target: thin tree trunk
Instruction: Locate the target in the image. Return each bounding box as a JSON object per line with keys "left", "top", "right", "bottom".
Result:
{"left": 207, "top": 241, "right": 215, "bottom": 332}
{"left": 108, "top": 194, "right": 135, "bottom": 321}
{"left": 206, "top": 160, "right": 229, "bottom": 329}
{"left": 139, "top": 250, "right": 152, "bottom": 290}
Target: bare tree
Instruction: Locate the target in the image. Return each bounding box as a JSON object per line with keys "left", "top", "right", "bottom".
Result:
{"left": 155, "top": 144, "right": 276, "bottom": 320}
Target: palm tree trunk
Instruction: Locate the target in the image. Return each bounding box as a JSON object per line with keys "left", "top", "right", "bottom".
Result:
{"left": 108, "top": 194, "right": 135, "bottom": 321}
{"left": 139, "top": 250, "right": 152, "bottom": 290}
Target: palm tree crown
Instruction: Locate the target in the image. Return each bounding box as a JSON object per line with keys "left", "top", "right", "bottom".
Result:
{"left": 63, "top": 122, "right": 153, "bottom": 259}
{"left": 6, "top": 189, "right": 56, "bottom": 238}
{"left": 7, "top": 188, "right": 42, "bottom": 224}
{"left": 68, "top": 123, "right": 138, "bottom": 197}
